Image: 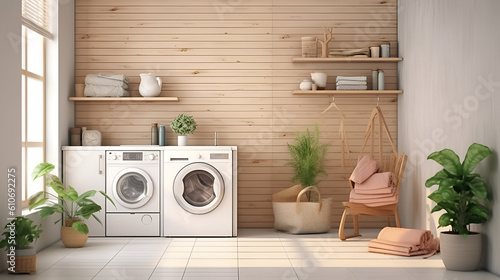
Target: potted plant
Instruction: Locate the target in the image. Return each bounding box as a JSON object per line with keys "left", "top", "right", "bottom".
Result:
{"left": 170, "top": 113, "right": 197, "bottom": 146}
{"left": 0, "top": 216, "right": 42, "bottom": 274}
{"left": 29, "top": 162, "right": 115, "bottom": 248}
{"left": 272, "top": 124, "right": 332, "bottom": 234}
{"left": 286, "top": 124, "right": 328, "bottom": 201}
{"left": 425, "top": 143, "right": 492, "bottom": 271}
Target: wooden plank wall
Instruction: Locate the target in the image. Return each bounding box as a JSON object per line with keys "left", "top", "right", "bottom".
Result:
{"left": 75, "top": 0, "right": 399, "bottom": 228}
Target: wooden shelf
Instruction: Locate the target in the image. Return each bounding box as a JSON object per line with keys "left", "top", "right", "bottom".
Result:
{"left": 292, "top": 57, "right": 403, "bottom": 63}
{"left": 69, "top": 97, "right": 179, "bottom": 102}
{"left": 293, "top": 90, "right": 403, "bottom": 95}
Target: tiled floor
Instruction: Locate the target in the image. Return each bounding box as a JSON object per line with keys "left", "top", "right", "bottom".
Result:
{"left": 2, "top": 229, "right": 499, "bottom": 280}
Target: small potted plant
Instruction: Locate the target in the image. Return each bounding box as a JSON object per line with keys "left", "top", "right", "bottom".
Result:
{"left": 29, "top": 162, "right": 115, "bottom": 248}
{"left": 425, "top": 143, "right": 492, "bottom": 271}
{"left": 272, "top": 124, "right": 333, "bottom": 234}
{"left": 0, "top": 216, "right": 42, "bottom": 274}
{"left": 170, "top": 113, "right": 197, "bottom": 146}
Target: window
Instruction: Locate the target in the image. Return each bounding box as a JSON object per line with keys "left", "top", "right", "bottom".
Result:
{"left": 21, "top": 0, "right": 51, "bottom": 208}
{"left": 21, "top": 26, "right": 46, "bottom": 208}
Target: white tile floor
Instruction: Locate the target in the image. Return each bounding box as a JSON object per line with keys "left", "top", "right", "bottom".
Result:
{"left": 2, "top": 229, "right": 499, "bottom": 280}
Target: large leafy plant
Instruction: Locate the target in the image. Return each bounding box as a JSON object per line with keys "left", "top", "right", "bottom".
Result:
{"left": 425, "top": 143, "right": 492, "bottom": 237}
{"left": 170, "top": 113, "right": 197, "bottom": 135}
{"left": 29, "top": 163, "right": 115, "bottom": 235}
{"left": 286, "top": 124, "right": 329, "bottom": 200}
{"left": 0, "top": 216, "right": 42, "bottom": 250}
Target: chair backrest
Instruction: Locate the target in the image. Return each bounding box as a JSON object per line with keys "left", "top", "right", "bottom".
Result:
{"left": 378, "top": 153, "right": 407, "bottom": 193}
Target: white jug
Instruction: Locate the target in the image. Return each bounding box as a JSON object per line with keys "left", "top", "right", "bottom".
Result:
{"left": 139, "top": 73, "right": 162, "bottom": 97}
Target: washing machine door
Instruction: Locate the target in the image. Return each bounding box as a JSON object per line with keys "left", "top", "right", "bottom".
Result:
{"left": 112, "top": 168, "right": 153, "bottom": 209}
{"left": 173, "top": 162, "right": 224, "bottom": 214}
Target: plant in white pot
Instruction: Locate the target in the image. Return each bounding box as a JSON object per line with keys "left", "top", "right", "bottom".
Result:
{"left": 0, "top": 216, "right": 42, "bottom": 274}
{"left": 29, "top": 163, "right": 115, "bottom": 248}
{"left": 425, "top": 143, "right": 492, "bottom": 271}
{"left": 170, "top": 113, "right": 197, "bottom": 146}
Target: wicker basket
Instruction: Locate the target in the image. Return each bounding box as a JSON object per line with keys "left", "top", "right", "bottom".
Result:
{"left": 8, "top": 255, "right": 36, "bottom": 274}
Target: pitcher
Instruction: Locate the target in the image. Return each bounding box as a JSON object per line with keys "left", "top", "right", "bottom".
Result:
{"left": 139, "top": 73, "right": 162, "bottom": 97}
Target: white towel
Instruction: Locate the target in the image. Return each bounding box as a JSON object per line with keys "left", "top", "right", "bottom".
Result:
{"left": 85, "top": 73, "right": 129, "bottom": 89}
{"left": 336, "top": 76, "right": 367, "bottom": 82}
{"left": 84, "top": 84, "right": 130, "bottom": 97}
{"left": 336, "top": 85, "right": 368, "bottom": 90}
{"left": 336, "top": 80, "right": 367, "bottom": 85}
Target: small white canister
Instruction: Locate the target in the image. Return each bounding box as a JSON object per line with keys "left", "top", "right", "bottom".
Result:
{"left": 300, "top": 79, "right": 313, "bottom": 90}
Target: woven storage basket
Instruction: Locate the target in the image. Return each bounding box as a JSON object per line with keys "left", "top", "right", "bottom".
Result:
{"left": 272, "top": 185, "right": 332, "bottom": 234}
{"left": 8, "top": 255, "right": 36, "bottom": 274}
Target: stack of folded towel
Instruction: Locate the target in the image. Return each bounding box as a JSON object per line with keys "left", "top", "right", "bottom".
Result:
{"left": 348, "top": 156, "right": 397, "bottom": 207}
{"left": 368, "top": 227, "right": 440, "bottom": 257}
{"left": 336, "top": 76, "right": 367, "bottom": 90}
{"left": 84, "top": 73, "right": 130, "bottom": 97}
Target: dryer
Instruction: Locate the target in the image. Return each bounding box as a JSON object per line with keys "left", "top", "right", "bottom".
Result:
{"left": 163, "top": 146, "right": 237, "bottom": 237}
{"left": 105, "top": 150, "right": 161, "bottom": 236}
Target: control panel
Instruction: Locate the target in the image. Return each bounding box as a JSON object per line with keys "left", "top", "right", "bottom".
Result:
{"left": 107, "top": 151, "right": 160, "bottom": 163}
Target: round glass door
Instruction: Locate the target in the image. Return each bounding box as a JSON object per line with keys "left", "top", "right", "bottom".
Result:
{"left": 173, "top": 163, "right": 224, "bottom": 214}
{"left": 113, "top": 168, "right": 153, "bottom": 208}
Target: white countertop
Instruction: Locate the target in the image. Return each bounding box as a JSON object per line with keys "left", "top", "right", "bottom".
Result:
{"left": 62, "top": 145, "right": 237, "bottom": 151}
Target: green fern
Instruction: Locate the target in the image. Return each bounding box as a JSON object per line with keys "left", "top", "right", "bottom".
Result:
{"left": 286, "top": 124, "right": 329, "bottom": 193}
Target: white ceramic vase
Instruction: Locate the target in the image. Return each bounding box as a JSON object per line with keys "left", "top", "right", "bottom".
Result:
{"left": 139, "top": 73, "right": 162, "bottom": 97}
{"left": 178, "top": 135, "right": 187, "bottom": 146}
{"left": 311, "top": 72, "right": 327, "bottom": 90}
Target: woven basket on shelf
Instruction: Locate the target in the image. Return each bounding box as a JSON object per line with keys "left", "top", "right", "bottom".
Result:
{"left": 8, "top": 255, "right": 37, "bottom": 274}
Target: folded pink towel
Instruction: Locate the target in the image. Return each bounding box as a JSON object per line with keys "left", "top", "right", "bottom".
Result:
{"left": 349, "top": 190, "right": 394, "bottom": 200}
{"left": 368, "top": 227, "right": 440, "bottom": 257}
{"left": 349, "top": 156, "right": 379, "bottom": 185}
{"left": 349, "top": 191, "right": 398, "bottom": 207}
{"left": 354, "top": 172, "right": 393, "bottom": 190}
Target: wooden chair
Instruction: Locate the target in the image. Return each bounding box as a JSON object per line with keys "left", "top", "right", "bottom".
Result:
{"left": 338, "top": 105, "right": 407, "bottom": 240}
{"left": 338, "top": 153, "right": 407, "bottom": 240}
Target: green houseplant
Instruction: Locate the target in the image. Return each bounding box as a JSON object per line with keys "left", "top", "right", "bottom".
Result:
{"left": 272, "top": 124, "right": 332, "bottom": 234}
{"left": 29, "top": 162, "right": 115, "bottom": 247}
{"left": 286, "top": 124, "right": 328, "bottom": 201}
{"left": 0, "top": 216, "right": 42, "bottom": 274}
{"left": 170, "top": 113, "right": 197, "bottom": 146}
{"left": 425, "top": 142, "right": 492, "bottom": 271}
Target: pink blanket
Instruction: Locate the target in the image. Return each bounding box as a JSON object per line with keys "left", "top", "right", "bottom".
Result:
{"left": 368, "top": 227, "right": 440, "bottom": 257}
{"left": 349, "top": 156, "right": 379, "bottom": 185}
{"left": 349, "top": 172, "right": 397, "bottom": 207}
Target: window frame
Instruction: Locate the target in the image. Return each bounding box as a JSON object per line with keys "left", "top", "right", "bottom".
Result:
{"left": 21, "top": 25, "right": 46, "bottom": 209}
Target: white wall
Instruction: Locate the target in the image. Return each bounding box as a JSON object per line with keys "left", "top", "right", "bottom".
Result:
{"left": 398, "top": 0, "right": 500, "bottom": 274}
{"left": 0, "top": 0, "right": 22, "bottom": 273}
{"left": 0, "top": 0, "right": 75, "bottom": 272}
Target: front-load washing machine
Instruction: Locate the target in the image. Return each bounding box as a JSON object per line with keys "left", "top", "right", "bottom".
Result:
{"left": 163, "top": 146, "right": 237, "bottom": 237}
{"left": 106, "top": 150, "right": 161, "bottom": 236}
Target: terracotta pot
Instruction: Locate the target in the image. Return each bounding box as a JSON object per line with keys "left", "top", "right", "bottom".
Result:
{"left": 61, "top": 219, "right": 88, "bottom": 248}
{"left": 440, "top": 231, "right": 482, "bottom": 271}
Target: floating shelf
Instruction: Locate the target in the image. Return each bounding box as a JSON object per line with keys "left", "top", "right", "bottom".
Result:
{"left": 292, "top": 57, "right": 403, "bottom": 63}
{"left": 69, "top": 97, "right": 179, "bottom": 102}
{"left": 293, "top": 90, "right": 403, "bottom": 95}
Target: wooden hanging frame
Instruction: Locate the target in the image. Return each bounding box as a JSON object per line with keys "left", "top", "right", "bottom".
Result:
{"left": 338, "top": 99, "right": 407, "bottom": 240}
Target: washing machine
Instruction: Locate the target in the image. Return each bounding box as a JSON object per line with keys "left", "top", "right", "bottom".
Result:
{"left": 163, "top": 146, "right": 237, "bottom": 237}
{"left": 106, "top": 150, "right": 161, "bottom": 236}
